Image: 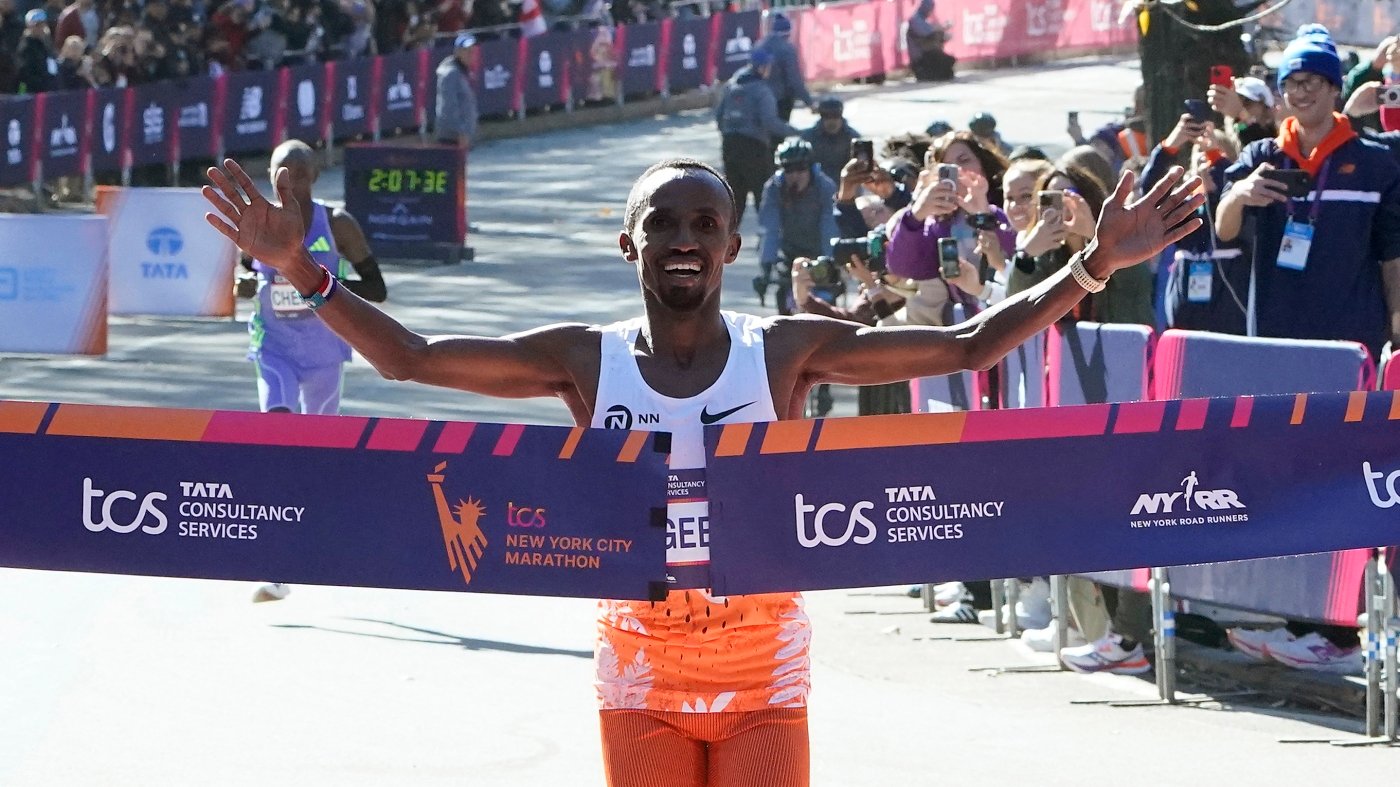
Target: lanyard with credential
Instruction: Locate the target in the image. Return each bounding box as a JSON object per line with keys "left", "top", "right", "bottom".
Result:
{"left": 1290, "top": 160, "right": 1331, "bottom": 226}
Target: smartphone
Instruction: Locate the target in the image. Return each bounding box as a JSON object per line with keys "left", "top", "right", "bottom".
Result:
{"left": 937, "top": 237, "right": 961, "bottom": 279}
{"left": 1261, "top": 168, "right": 1314, "bottom": 198}
{"left": 966, "top": 212, "right": 1000, "bottom": 231}
{"left": 936, "top": 163, "right": 960, "bottom": 184}
{"left": 1067, "top": 110, "right": 1079, "bottom": 125}
{"left": 1183, "top": 99, "right": 1210, "bottom": 123}
{"left": 1038, "top": 190, "right": 1064, "bottom": 218}
{"left": 850, "top": 138, "right": 874, "bottom": 169}
{"left": 1210, "top": 65, "right": 1233, "bottom": 87}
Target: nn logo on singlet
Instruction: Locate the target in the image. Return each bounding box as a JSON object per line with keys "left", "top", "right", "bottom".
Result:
{"left": 603, "top": 404, "right": 660, "bottom": 430}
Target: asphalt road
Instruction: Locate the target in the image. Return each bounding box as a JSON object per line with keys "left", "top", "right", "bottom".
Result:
{"left": 3, "top": 57, "right": 1396, "bottom": 784}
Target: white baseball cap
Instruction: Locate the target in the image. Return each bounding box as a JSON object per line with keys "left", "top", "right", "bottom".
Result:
{"left": 1234, "top": 76, "right": 1276, "bottom": 108}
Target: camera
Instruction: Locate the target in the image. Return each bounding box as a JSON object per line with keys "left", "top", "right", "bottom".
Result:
{"left": 1382, "top": 85, "right": 1400, "bottom": 109}
{"left": 831, "top": 224, "right": 889, "bottom": 275}
{"left": 802, "top": 256, "right": 843, "bottom": 289}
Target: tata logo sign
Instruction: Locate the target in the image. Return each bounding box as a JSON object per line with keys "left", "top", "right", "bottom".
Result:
{"left": 1363, "top": 462, "right": 1400, "bottom": 508}
{"left": 794, "top": 493, "right": 876, "bottom": 548}
{"left": 146, "top": 227, "right": 184, "bottom": 256}
{"left": 82, "top": 477, "right": 169, "bottom": 535}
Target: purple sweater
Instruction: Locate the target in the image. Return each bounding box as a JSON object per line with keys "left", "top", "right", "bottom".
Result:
{"left": 885, "top": 206, "right": 1016, "bottom": 281}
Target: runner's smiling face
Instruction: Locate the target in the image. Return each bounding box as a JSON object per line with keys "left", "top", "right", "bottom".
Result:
{"left": 620, "top": 169, "right": 741, "bottom": 313}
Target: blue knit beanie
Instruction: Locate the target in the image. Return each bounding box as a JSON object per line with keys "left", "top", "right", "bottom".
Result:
{"left": 1278, "top": 24, "right": 1343, "bottom": 89}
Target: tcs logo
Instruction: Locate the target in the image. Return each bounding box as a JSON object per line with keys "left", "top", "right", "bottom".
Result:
{"left": 507, "top": 501, "right": 547, "bottom": 527}
{"left": 794, "top": 493, "right": 876, "bottom": 548}
{"left": 82, "top": 477, "right": 168, "bottom": 535}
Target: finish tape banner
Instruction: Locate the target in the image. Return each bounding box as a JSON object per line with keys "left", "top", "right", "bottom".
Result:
{"left": 704, "top": 391, "right": 1400, "bottom": 596}
{"left": 0, "top": 402, "right": 669, "bottom": 600}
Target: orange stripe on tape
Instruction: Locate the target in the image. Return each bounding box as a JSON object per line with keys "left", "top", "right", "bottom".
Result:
{"left": 815, "top": 412, "right": 966, "bottom": 451}
{"left": 760, "top": 420, "right": 815, "bottom": 454}
{"left": 1290, "top": 394, "right": 1308, "bottom": 425}
{"left": 558, "top": 427, "right": 585, "bottom": 460}
{"left": 1391, "top": 391, "right": 1400, "bottom": 421}
{"left": 713, "top": 423, "right": 755, "bottom": 457}
{"left": 616, "top": 430, "right": 649, "bottom": 463}
{"left": 1345, "top": 391, "right": 1368, "bottom": 423}
{"left": 0, "top": 401, "right": 48, "bottom": 434}
{"left": 47, "top": 404, "right": 212, "bottom": 441}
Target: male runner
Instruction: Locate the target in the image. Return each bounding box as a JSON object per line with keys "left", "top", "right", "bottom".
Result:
{"left": 238, "top": 140, "right": 387, "bottom": 603}
{"left": 203, "top": 156, "right": 1202, "bottom": 786}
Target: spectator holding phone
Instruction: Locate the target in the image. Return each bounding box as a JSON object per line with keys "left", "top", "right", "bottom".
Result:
{"left": 1209, "top": 75, "right": 1278, "bottom": 148}
{"left": 1215, "top": 24, "right": 1400, "bottom": 360}
{"left": 1342, "top": 35, "right": 1399, "bottom": 133}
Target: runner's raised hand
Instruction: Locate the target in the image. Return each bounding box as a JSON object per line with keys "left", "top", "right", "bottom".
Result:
{"left": 1088, "top": 166, "right": 1205, "bottom": 275}
{"left": 203, "top": 159, "right": 307, "bottom": 271}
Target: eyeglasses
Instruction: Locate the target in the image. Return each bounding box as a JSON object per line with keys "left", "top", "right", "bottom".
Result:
{"left": 1282, "top": 74, "right": 1329, "bottom": 95}
{"left": 781, "top": 164, "right": 807, "bottom": 173}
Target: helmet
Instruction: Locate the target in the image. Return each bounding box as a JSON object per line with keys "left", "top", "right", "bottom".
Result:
{"left": 774, "top": 138, "right": 815, "bottom": 169}
{"left": 970, "top": 112, "right": 997, "bottom": 136}
{"left": 816, "top": 96, "right": 844, "bottom": 116}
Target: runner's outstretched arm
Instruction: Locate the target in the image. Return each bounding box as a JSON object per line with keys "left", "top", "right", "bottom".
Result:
{"left": 788, "top": 167, "right": 1205, "bottom": 386}
{"left": 202, "top": 159, "right": 584, "bottom": 400}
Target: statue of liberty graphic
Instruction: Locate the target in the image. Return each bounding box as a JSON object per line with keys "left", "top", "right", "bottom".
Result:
{"left": 428, "top": 461, "right": 488, "bottom": 585}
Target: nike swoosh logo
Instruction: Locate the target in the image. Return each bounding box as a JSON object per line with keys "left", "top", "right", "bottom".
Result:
{"left": 700, "top": 401, "right": 755, "bottom": 425}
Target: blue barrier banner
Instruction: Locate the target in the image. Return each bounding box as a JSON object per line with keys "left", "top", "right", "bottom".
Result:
{"left": 521, "top": 31, "right": 572, "bottom": 111}
{"left": 36, "top": 90, "right": 87, "bottom": 179}
{"left": 474, "top": 37, "right": 520, "bottom": 117}
{"left": 89, "top": 88, "right": 127, "bottom": 174}
{"left": 620, "top": 22, "right": 662, "bottom": 97}
{"left": 0, "top": 402, "right": 669, "bottom": 600}
{"left": 0, "top": 95, "right": 35, "bottom": 186}
{"left": 377, "top": 49, "right": 426, "bottom": 134}
{"left": 704, "top": 391, "right": 1400, "bottom": 596}
{"left": 284, "top": 63, "right": 327, "bottom": 144}
{"left": 330, "top": 57, "right": 374, "bottom": 140}
{"left": 129, "top": 82, "right": 175, "bottom": 168}
{"left": 714, "top": 10, "right": 761, "bottom": 83}
{"left": 172, "top": 76, "right": 218, "bottom": 162}
{"left": 667, "top": 17, "right": 711, "bottom": 93}
{"left": 222, "top": 69, "right": 282, "bottom": 155}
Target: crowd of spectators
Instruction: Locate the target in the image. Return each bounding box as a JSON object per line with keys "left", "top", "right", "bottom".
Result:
{"left": 0, "top": 0, "right": 743, "bottom": 95}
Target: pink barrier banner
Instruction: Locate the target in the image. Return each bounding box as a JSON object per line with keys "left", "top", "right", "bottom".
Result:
{"left": 1277, "top": 0, "right": 1400, "bottom": 47}
{"left": 790, "top": 0, "right": 907, "bottom": 83}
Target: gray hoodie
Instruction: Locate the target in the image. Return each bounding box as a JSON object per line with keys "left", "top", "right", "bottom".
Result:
{"left": 435, "top": 55, "right": 478, "bottom": 141}
{"left": 714, "top": 66, "right": 797, "bottom": 146}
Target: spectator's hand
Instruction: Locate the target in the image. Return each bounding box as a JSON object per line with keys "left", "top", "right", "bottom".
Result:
{"left": 1232, "top": 162, "right": 1289, "bottom": 207}
{"left": 837, "top": 158, "right": 873, "bottom": 201}
{"left": 791, "top": 257, "right": 814, "bottom": 303}
{"left": 1373, "top": 36, "right": 1399, "bottom": 70}
{"left": 1067, "top": 113, "right": 1083, "bottom": 144}
{"left": 1063, "top": 191, "right": 1097, "bottom": 240}
{"left": 1020, "top": 210, "right": 1067, "bottom": 257}
{"left": 1345, "top": 81, "right": 1382, "bottom": 117}
{"left": 1208, "top": 83, "right": 1244, "bottom": 119}
{"left": 958, "top": 169, "right": 991, "bottom": 215}
{"left": 947, "top": 259, "right": 982, "bottom": 297}
{"left": 1087, "top": 167, "right": 1205, "bottom": 276}
{"left": 1164, "top": 113, "right": 1206, "bottom": 151}
{"left": 203, "top": 160, "right": 309, "bottom": 271}
{"left": 975, "top": 229, "right": 1006, "bottom": 272}
{"left": 845, "top": 254, "right": 878, "bottom": 289}
{"left": 911, "top": 170, "right": 958, "bottom": 221}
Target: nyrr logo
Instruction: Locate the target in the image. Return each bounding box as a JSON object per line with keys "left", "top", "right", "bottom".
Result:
{"left": 1363, "top": 462, "right": 1400, "bottom": 508}
{"left": 428, "top": 461, "right": 488, "bottom": 585}
{"left": 1130, "top": 470, "right": 1245, "bottom": 515}
{"left": 794, "top": 493, "right": 876, "bottom": 548}
{"left": 82, "top": 478, "right": 168, "bottom": 535}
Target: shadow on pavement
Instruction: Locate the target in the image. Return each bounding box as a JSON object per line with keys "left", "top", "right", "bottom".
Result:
{"left": 271, "top": 617, "right": 593, "bottom": 658}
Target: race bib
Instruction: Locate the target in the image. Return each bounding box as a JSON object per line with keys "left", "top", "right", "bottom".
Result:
{"left": 1187, "top": 260, "right": 1213, "bottom": 304}
{"left": 269, "top": 276, "right": 313, "bottom": 319}
{"left": 665, "top": 468, "right": 710, "bottom": 588}
{"left": 1276, "top": 221, "right": 1314, "bottom": 271}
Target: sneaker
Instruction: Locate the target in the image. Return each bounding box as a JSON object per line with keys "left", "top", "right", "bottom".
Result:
{"left": 930, "top": 601, "right": 978, "bottom": 623}
{"left": 1264, "top": 632, "right": 1364, "bottom": 674}
{"left": 252, "top": 583, "right": 291, "bottom": 603}
{"left": 1020, "top": 619, "right": 1087, "bottom": 653}
{"left": 1226, "top": 627, "right": 1294, "bottom": 661}
{"left": 1059, "top": 633, "right": 1152, "bottom": 675}
{"left": 906, "top": 585, "right": 923, "bottom": 599}
{"left": 1015, "top": 577, "right": 1054, "bottom": 630}
{"left": 932, "top": 581, "right": 967, "bottom": 608}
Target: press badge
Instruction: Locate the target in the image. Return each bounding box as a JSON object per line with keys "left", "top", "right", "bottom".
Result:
{"left": 1276, "top": 221, "right": 1314, "bottom": 271}
{"left": 1187, "top": 260, "right": 1213, "bottom": 303}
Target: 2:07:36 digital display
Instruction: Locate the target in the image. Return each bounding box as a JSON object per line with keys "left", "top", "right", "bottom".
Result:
{"left": 366, "top": 168, "right": 450, "bottom": 194}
